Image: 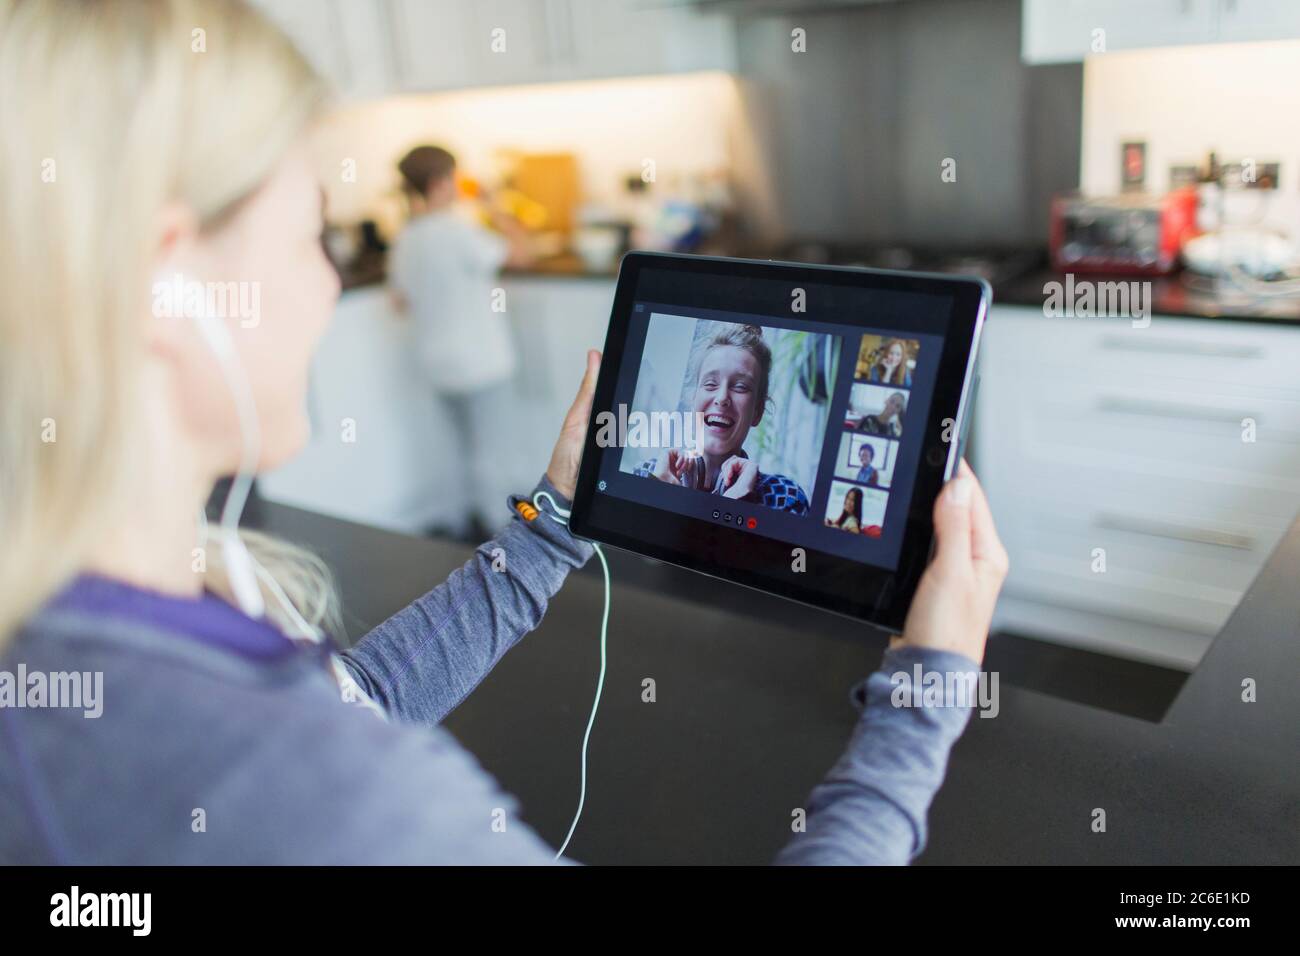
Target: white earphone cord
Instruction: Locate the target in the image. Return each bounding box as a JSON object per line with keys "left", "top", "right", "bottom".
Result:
{"left": 186, "top": 296, "right": 319, "bottom": 637}
{"left": 190, "top": 291, "right": 608, "bottom": 843}
{"left": 533, "top": 491, "right": 609, "bottom": 862}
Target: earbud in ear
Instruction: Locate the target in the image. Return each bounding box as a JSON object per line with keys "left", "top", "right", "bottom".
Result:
{"left": 155, "top": 271, "right": 236, "bottom": 360}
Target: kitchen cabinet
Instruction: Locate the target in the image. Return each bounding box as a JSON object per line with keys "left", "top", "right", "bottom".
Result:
{"left": 974, "top": 304, "right": 1300, "bottom": 667}
{"left": 247, "top": 0, "right": 395, "bottom": 100}
{"left": 262, "top": 0, "right": 735, "bottom": 96}
{"left": 258, "top": 277, "right": 615, "bottom": 535}
{"left": 393, "top": 0, "right": 735, "bottom": 91}
{"left": 1216, "top": 0, "right": 1300, "bottom": 43}
{"left": 390, "top": 0, "right": 549, "bottom": 91}
{"left": 560, "top": 0, "right": 736, "bottom": 82}
{"left": 256, "top": 286, "right": 453, "bottom": 533}
{"left": 1021, "top": 0, "right": 1300, "bottom": 64}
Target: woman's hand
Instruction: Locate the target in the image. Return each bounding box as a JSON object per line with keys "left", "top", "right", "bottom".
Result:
{"left": 545, "top": 350, "right": 601, "bottom": 501}
{"left": 894, "top": 461, "right": 1008, "bottom": 665}
{"left": 718, "top": 456, "right": 759, "bottom": 499}
{"left": 650, "top": 449, "right": 688, "bottom": 486}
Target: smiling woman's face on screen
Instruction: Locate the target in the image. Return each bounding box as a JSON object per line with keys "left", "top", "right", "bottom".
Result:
{"left": 692, "top": 344, "right": 763, "bottom": 459}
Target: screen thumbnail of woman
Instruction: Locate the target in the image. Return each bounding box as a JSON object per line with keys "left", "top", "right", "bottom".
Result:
{"left": 823, "top": 480, "right": 888, "bottom": 536}
{"left": 847, "top": 383, "right": 908, "bottom": 439}
{"left": 856, "top": 335, "right": 919, "bottom": 387}
{"left": 619, "top": 313, "right": 842, "bottom": 515}
{"left": 832, "top": 432, "right": 895, "bottom": 489}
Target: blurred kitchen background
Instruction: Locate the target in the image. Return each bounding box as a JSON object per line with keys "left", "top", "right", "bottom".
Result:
{"left": 251, "top": 0, "right": 1300, "bottom": 671}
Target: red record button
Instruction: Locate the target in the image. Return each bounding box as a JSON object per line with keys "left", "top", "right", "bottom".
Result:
{"left": 746, "top": 516, "right": 758, "bottom": 530}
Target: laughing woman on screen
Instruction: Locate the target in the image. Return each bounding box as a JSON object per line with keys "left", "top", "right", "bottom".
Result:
{"left": 635, "top": 324, "right": 810, "bottom": 515}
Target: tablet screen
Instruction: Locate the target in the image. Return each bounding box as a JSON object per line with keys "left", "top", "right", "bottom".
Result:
{"left": 591, "top": 267, "right": 950, "bottom": 572}
{"left": 571, "top": 253, "right": 986, "bottom": 630}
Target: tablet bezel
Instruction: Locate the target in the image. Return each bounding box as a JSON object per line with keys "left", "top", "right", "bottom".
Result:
{"left": 568, "top": 251, "right": 990, "bottom": 633}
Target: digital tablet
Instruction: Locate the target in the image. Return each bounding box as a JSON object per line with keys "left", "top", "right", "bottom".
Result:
{"left": 568, "top": 252, "right": 989, "bottom": 633}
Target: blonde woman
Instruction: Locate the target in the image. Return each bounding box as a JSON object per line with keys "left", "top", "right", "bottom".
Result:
{"left": 0, "top": 0, "right": 1007, "bottom": 864}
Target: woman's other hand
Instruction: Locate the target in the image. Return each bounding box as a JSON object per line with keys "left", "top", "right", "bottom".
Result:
{"left": 651, "top": 449, "right": 686, "bottom": 486}
{"left": 718, "top": 456, "right": 759, "bottom": 499}
{"left": 545, "top": 349, "right": 600, "bottom": 500}
{"left": 894, "top": 461, "right": 1008, "bottom": 665}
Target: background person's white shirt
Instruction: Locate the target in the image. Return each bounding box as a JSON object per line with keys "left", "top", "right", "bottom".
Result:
{"left": 389, "top": 209, "right": 517, "bottom": 394}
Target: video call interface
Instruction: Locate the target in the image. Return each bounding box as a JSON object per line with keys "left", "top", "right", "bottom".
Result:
{"left": 596, "top": 289, "right": 948, "bottom": 571}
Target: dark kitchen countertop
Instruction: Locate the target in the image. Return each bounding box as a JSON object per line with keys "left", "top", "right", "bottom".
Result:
{"left": 754, "top": 240, "right": 1300, "bottom": 324}
{"left": 337, "top": 237, "right": 1300, "bottom": 324}
{"left": 337, "top": 251, "right": 620, "bottom": 291}
{"left": 250, "top": 499, "right": 1300, "bottom": 865}
{"left": 995, "top": 266, "right": 1300, "bottom": 324}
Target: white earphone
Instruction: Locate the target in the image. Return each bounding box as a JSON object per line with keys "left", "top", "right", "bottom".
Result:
{"left": 165, "top": 273, "right": 269, "bottom": 622}
{"left": 161, "top": 272, "right": 390, "bottom": 723}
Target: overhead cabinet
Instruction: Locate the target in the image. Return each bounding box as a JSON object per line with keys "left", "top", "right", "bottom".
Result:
{"left": 248, "top": 0, "right": 397, "bottom": 99}
{"left": 1022, "top": 0, "right": 1300, "bottom": 64}
{"left": 254, "top": 0, "right": 735, "bottom": 99}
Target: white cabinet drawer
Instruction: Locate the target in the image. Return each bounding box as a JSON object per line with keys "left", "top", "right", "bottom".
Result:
{"left": 984, "top": 306, "right": 1300, "bottom": 398}
{"left": 1006, "top": 554, "right": 1235, "bottom": 635}
{"left": 1011, "top": 379, "right": 1300, "bottom": 489}
{"left": 996, "top": 502, "right": 1283, "bottom": 634}
{"left": 992, "top": 457, "right": 1300, "bottom": 525}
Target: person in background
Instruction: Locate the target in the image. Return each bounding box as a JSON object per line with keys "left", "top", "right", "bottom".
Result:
{"left": 389, "top": 145, "right": 535, "bottom": 536}
{"left": 855, "top": 443, "right": 880, "bottom": 487}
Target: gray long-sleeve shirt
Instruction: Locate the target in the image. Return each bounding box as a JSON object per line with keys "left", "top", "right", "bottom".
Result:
{"left": 0, "top": 477, "right": 975, "bottom": 864}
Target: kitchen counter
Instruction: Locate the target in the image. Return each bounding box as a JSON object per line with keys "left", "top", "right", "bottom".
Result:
{"left": 257, "top": 280, "right": 615, "bottom": 534}
{"left": 504, "top": 253, "right": 619, "bottom": 280}
{"left": 251, "top": 499, "right": 1299, "bottom": 865}
{"left": 339, "top": 237, "right": 1300, "bottom": 324}
{"left": 996, "top": 267, "right": 1300, "bottom": 324}
{"left": 337, "top": 251, "right": 620, "bottom": 291}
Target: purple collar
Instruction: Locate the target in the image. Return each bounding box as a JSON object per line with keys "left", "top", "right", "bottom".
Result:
{"left": 49, "top": 573, "right": 301, "bottom": 662}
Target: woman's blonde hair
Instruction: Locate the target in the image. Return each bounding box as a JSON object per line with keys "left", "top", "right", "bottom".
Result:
{"left": 0, "top": 0, "right": 339, "bottom": 643}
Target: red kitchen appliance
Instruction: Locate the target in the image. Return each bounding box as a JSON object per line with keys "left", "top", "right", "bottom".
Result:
{"left": 1050, "top": 188, "right": 1199, "bottom": 275}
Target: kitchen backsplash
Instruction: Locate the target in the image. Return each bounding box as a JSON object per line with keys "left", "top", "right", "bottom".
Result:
{"left": 1082, "top": 38, "right": 1300, "bottom": 229}
{"left": 312, "top": 71, "right": 742, "bottom": 227}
